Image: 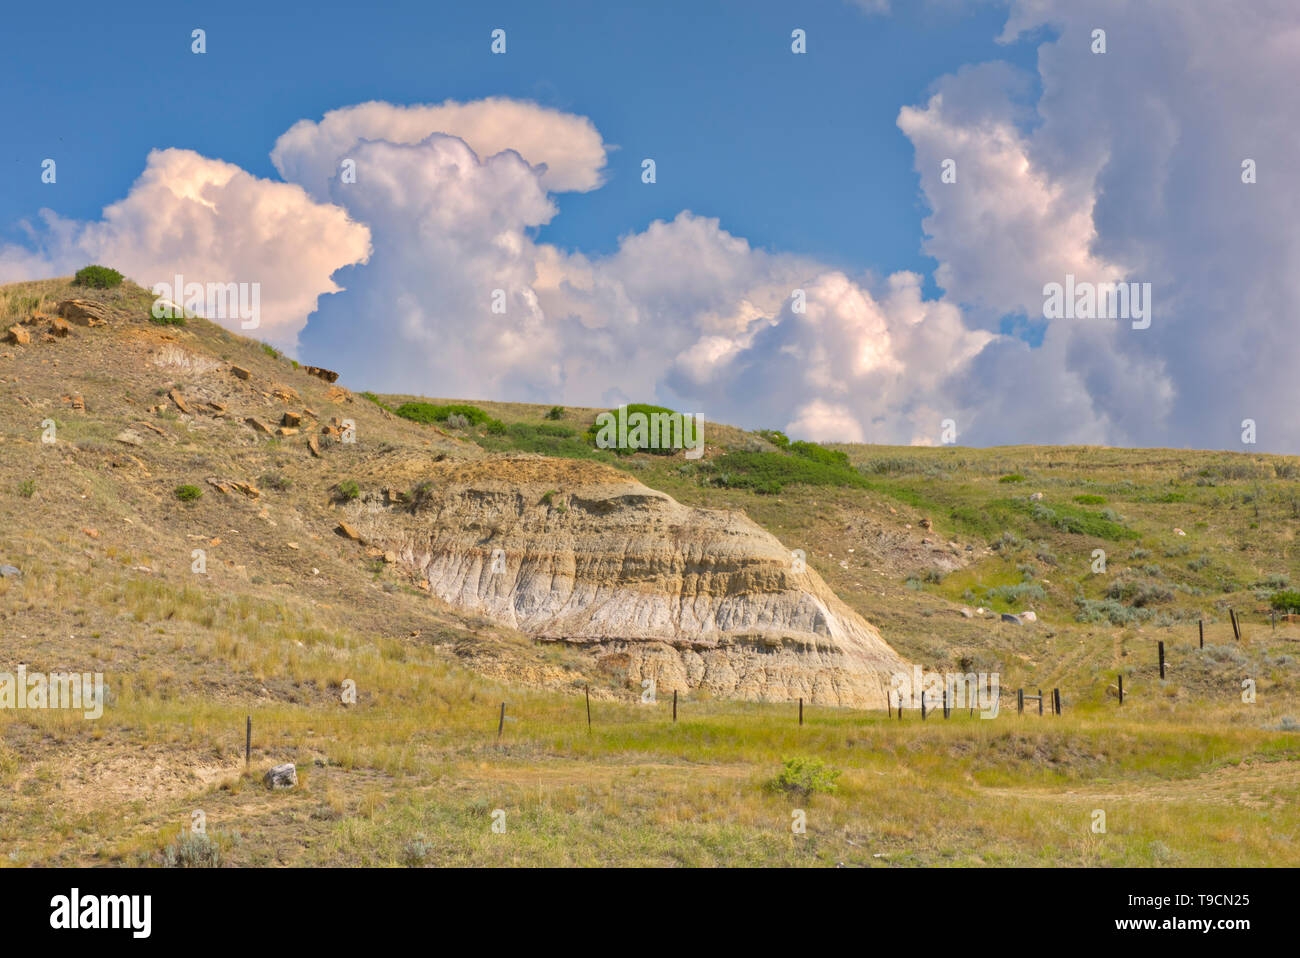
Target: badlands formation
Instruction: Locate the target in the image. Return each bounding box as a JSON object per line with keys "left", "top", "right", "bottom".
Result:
{"left": 340, "top": 457, "right": 908, "bottom": 708}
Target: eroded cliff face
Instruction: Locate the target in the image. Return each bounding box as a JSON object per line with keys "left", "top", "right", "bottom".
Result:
{"left": 342, "top": 457, "right": 907, "bottom": 708}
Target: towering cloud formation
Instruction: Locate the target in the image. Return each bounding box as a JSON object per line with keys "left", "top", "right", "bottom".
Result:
{"left": 4, "top": 3, "right": 1298, "bottom": 450}
{"left": 0, "top": 149, "right": 370, "bottom": 350}
{"left": 897, "top": 1, "right": 1300, "bottom": 450}
{"left": 269, "top": 98, "right": 992, "bottom": 442}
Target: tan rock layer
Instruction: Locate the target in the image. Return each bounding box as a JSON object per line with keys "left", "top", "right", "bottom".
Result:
{"left": 344, "top": 456, "right": 907, "bottom": 708}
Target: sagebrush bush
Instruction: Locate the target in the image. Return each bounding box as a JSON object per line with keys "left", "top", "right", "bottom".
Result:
{"left": 161, "top": 831, "right": 222, "bottom": 867}
{"left": 1075, "top": 597, "right": 1152, "bottom": 625}
{"left": 401, "top": 836, "right": 434, "bottom": 867}
{"left": 173, "top": 484, "right": 202, "bottom": 502}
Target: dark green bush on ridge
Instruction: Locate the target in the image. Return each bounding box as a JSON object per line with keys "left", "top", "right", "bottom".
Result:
{"left": 73, "top": 265, "right": 124, "bottom": 289}
{"left": 787, "top": 440, "right": 850, "bottom": 468}
{"left": 396, "top": 402, "right": 496, "bottom": 427}
{"left": 701, "top": 450, "right": 870, "bottom": 494}
{"left": 174, "top": 484, "right": 202, "bottom": 502}
{"left": 584, "top": 403, "right": 700, "bottom": 456}
{"left": 477, "top": 421, "right": 612, "bottom": 461}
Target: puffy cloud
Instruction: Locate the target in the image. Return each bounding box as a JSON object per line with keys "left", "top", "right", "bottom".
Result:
{"left": 893, "top": 1, "right": 1300, "bottom": 450}
{"left": 271, "top": 99, "right": 609, "bottom": 198}
{"left": 663, "top": 269, "right": 993, "bottom": 444}
{"left": 3, "top": 149, "right": 371, "bottom": 349}
{"left": 897, "top": 62, "right": 1125, "bottom": 323}
{"left": 297, "top": 133, "right": 568, "bottom": 400}
{"left": 8, "top": 12, "right": 1298, "bottom": 455}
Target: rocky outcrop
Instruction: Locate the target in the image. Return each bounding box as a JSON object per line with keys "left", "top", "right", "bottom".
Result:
{"left": 341, "top": 456, "right": 907, "bottom": 708}
{"left": 56, "top": 299, "right": 110, "bottom": 327}
{"left": 303, "top": 365, "right": 339, "bottom": 383}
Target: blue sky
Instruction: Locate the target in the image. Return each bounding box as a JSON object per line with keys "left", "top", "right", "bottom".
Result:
{"left": 2, "top": 0, "right": 1038, "bottom": 297}
{"left": 3, "top": 1, "right": 1297, "bottom": 452}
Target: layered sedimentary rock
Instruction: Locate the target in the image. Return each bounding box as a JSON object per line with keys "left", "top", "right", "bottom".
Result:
{"left": 343, "top": 456, "right": 907, "bottom": 708}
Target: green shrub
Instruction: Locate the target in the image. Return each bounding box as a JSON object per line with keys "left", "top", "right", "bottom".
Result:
{"left": 757, "top": 429, "right": 790, "bottom": 448}
{"left": 72, "top": 265, "right": 124, "bottom": 289}
{"left": 1001, "top": 498, "right": 1137, "bottom": 540}
{"left": 701, "top": 450, "right": 871, "bottom": 494}
{"left": 173, "top": 484, "right": 203, "bottom": 502}
{"left": 545, "top": 406, "right": 565, "bottom": 421}
{"left": 1270, "top": 590, "right": 1300, "bottom": 613}
{"left": 475, "top": 421, "right": 609, "bottom": 461}
{"left": 17, "top": 479, "right": 35, "bottom": 498}
{"left": 768, "top": 757, "right": 841, "bottom": 797}
{"left": 585, "top": 403, "right": 701, "bottom": 456}
{"left": 788, "top": 440, "right": 850, "bottom": 468}
{"left": 396, "top": 402, "right": 495, "bottom": 426}
{"left": 360, "top": 391, "right": 393, "bottom": 412}
{"left": 335, "top": 479, "right": 361, "bottom": 502}
{"left": 999, "top": 473, "right": 1026, "bottom": 483}
{"left": 1073, "top": 494, "right": 1106, "bottom": 504}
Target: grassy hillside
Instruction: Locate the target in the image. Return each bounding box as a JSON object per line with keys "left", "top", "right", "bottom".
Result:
{"left": 0, "top": 276, "right": 1296, "bottom": 866}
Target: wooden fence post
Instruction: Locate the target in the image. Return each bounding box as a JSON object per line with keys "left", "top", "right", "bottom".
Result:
{"left": 585, "top": 685, "right": 591, "bottom": 731}
{"left": 799, "top": 697, "right": 804, "bottom": 726}
{"left": 1053, "top": 688, "right": 1061, "bottom": 715}
{"left": 1017, "top": 688, "right": 1024, "bottom": 715}
{"left": 888, "top": 692, "right": 893, "bottom": 719}
{"left": 1199, "top": 619, "right": 1204, "bottom": 649}
{"left": 1037, "top": 689, "right": 1043, "bottom": 716}
{"left": 921, "top": 691, "right": 927, "bottom": 720}
{"left": 1158, "top": 641, "right": 1165, "bottom": 680}
{"left": 497, "top": 702, "right": 506, "bottom": 741}
{"left": 245, "top": 715, "right": 251, "bottom": 767}
{"left": 897, "top": 691, "right": 903, "bottom": 721}
{"left": 672, "top": 689, "right": 677, "bottom": 723}
{"left": 1118, "top": 674, "right": 1123, "bottom": 705}
{"left": 942, "top": 687, "right": 950, "bottom": 719}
